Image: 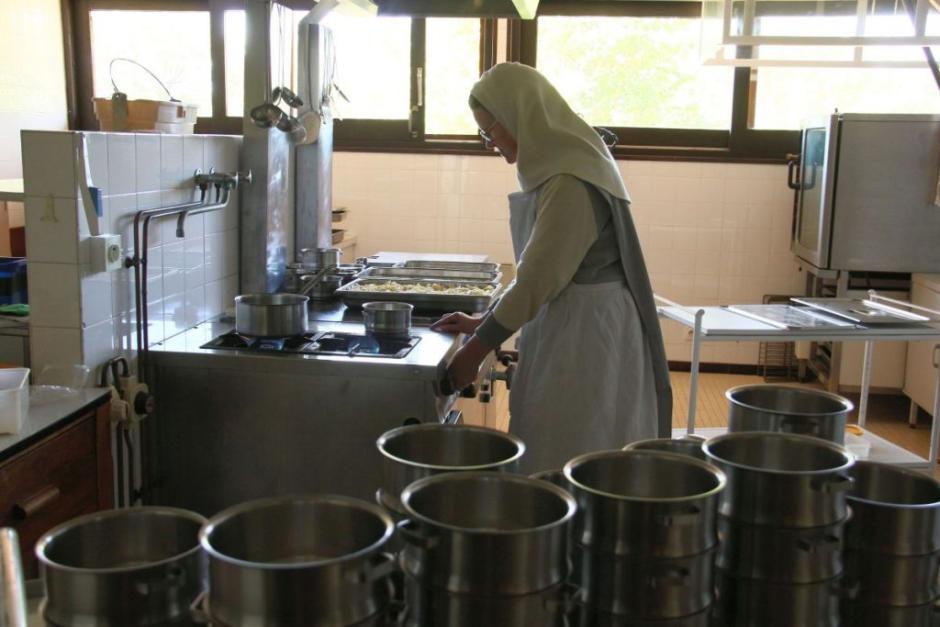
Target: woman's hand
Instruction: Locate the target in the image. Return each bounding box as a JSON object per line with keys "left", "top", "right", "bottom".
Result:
{"left": 430, "top": 312, "right": 483, "bottom": 335}
{"left": 447, "top": 336, "right": 492, "bottom": 391}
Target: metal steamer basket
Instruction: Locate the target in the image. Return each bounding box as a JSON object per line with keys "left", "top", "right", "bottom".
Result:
{"left": 376, "top": 424, "right": 524, "bottom": 517}
{"left": 703, "top": 432, "right": 855, "bottom": 528}
{"left": 726, "top": 385, "right": 854, "bottom": 444}
{"left": 199, "top": 495, "right": 399, "bottom": 627}
{"left": 35, "top": 507, "right": 208, "bottom": 627}
{"left": 399, "top": 472, "right": 576, "bottom": 597}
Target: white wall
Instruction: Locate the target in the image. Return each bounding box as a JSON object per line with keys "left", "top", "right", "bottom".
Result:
{"left": 0, "top": 0, "right": 68, "bottom": 179}
{"left": 22, "top": 131, "right": 240, "bottom": 377}
{"left": 333, "top": 152, "right": 806, "bottom": 365}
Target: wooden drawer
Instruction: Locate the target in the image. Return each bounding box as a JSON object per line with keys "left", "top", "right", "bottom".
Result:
{"left": 0, "top": 412, "right": 101, "bottom": 576}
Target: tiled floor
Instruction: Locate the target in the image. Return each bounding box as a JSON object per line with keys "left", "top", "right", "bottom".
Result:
{"left": 672, "top": 371, "right": 939, "bottom": 476}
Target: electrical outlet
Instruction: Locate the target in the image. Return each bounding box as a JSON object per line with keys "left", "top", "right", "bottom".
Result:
{"left": 90, "top": 234, "right": 123, "bottom": 273}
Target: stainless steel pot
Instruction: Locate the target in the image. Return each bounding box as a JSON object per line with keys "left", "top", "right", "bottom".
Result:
{"left": 843, "top": 548, "right": 940, "bottom": 606}
{"left": 841, "top": 599, "right": 940, "bottom": 627}
{"left": 234, "top": 293, "right": 309, "bottom": 337}
{"left": 300, "top": 247, "right": 342, "bottom": 269}
{"left": 726, "top": 385, "right": 853, "bottom": 444}
{"left": 845, "top": 461, "right": 940, "bottom": 555}
{"left": 35, "top": 507, "right": 207, "bottom": 627}
{"left": 572, "top": 544, "right": 715, "bottom": 619}
{"left": 716, "top": 515, "right": 845, "bottom": 583}
{"left": 403, "top": 573, "right": 575, "bottom": 627}
{"left": 575, "top": 604, "right": 713, "bottom": 627}
{"left": 563, "top": 450, "right": 726, "bottom": 557}
{"left": 200, "top": 495, "right": 398, "bottom": 627}
{"left": 399, "top": 472, "right": 576, "bottom": 596}
{"left": 704, "top": 432, "right": 855, "bottom": 527}
{"left": 377, "top": 424, "right": 524, "bottom": 516}
{"left": 623, "top": 437, "right": 707, "bottom": 461}
{"left": 363, "top": 301, "right": 414, "bottom": 337}
{"left": 714, "top": 571, "right": 841, "bottom": 627}
{"left": 304, "top": 273, "right": 344, "bottom": 301}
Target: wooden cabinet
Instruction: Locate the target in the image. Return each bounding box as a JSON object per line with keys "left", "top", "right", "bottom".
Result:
{"left": 905, "top": 275, "right": 940, "bottom": 418}
{"left": 0, "top": 401, "right": 112, "bottom": 576}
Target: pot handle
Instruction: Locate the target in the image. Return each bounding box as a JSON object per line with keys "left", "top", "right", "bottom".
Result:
{"left": 781, "top": 416, "right": 820, "bottom": 430}
{"left": 835, "top": 578, "right": 860, "bottom": 600}
{"left": 396, "top": 519, "right": 440, "bottom": 550}
{"left": 133, "top": 564, "right": 187, "bottom": 596}
{"left": 649, "top": 564, "right": 691, "bottom": 587}
{"left": 189, "top": 590, "right": 211, "bottom": 625}
{"left": 811, "top": 474, "right": 854, "bottom": 494}
{"left": 655, "top": 505, "right": 701, "bottom": 526}
{"left": 369, "top": 551, "right": 401, "bottom": 582}
{"left": 797, "top": 533, "right": 841, "bottom": 552}
{"left": 542, "top": 582, "right": 583, "bottom": 615}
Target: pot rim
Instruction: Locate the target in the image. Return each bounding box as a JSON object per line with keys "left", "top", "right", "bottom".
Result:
{"left": 35, "top": 506, "right": 208, "bottom": 574}
{"left": 563, "top": 449, "right": 727, "bottom": 503}
{"left": 847, "top": 461, "right": 940, "bottom": 510}
{"left": 725, "top": 384, "right": 854, "bottom": 416}
{"left": 376, "top": 424, "right": 525, "bottom": 472}
{"left": 622, "top": 437, "right": 706, "bottom": 453}
{"left": 199, "top": 494, "right": 394, "bottom": 570}
{"left": 703, "top": 431, "right": 855, "bottom": 476}
{"left": 400, "top": 471, "right": 576, "bottom": 536}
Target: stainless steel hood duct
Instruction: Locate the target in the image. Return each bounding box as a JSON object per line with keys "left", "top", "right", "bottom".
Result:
{"left": 373, "top": 0, "right": 539, "bottom": 18}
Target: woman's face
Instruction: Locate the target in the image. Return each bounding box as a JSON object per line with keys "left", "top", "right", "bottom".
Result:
{"left": 473, "top": 107, "right": 518, "bottom": 164}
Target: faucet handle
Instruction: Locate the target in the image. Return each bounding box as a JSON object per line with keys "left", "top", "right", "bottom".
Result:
{"left": 236, "top": 170, "right": 252, "bottom": 186}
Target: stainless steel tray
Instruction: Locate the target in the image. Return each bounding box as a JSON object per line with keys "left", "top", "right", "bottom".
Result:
{"left": 336, "top": 278, "right": 501, "bottom": 313}
{"left": 400, "top": 260, "right": 500, "bottom": 274}
{"left": 361, "top": 266, "right": 502, "bottom": 283}
{"left": 791, "top": 297, "right": 933, "bottom": 324}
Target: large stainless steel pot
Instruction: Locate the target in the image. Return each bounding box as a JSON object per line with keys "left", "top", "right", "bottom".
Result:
{"left": 716, "top": 515, "right": 845, "bottom": 583}
{"left": 399, "top": 472, "right": 576, "bottom": 596}
{"left": 563, "top": 450, "right": 726, "bottom": 557}
{"left": 200, "top": 495, "right": 397, "bottom": 627}
{"left": 403, "top": 574, "right": 574, "bottom": 627}
{"left": 377, "top": 424, "right": 524, "bottom": 516}
{"left": 35, "top": 507, "right": 207, "bottom": 627}
{"left": 845, "top": 461, "right": 940, "bottom": 555}
{"left": 714, "top": 571, "right": 841, "bottom": 627}
{"left": 726, "top": 385, "right": 853, "bottom": 444}
{"left": 574, "top": 604, "right": 713, "bottom": 627}
{"left": 363, "top": 301, "right": 413, "bottom": 337}
{"left": 704, "top": 432, "right": 855, "bottom": 527}
{"left": 623, "top": 437, "right": 707, "bottom": 461}
{"left": 841, "top": 599, "right": 940, "bottom": 627}
{"left": 572, "top": 544, "right": 715, "bottom": 618}
{"left": 234, "top": 293, "right": 309, "bottom": 337}
{"left": 843, "top": 548, "right": 940, "bottom": 606}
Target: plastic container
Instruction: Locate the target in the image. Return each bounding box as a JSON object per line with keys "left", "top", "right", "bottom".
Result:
{"left": 844, "top": 432, "right": 872, "bottom": 459}
{"left": 0, "top": 367, "right": 30, "bottom": 434}
{"left": 0, "top": 257, "right": 27, "bottom": 305}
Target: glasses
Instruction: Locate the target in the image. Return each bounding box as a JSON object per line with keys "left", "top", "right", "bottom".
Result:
{"left": 478, "top": 120, "right": 499, "bottom": 145}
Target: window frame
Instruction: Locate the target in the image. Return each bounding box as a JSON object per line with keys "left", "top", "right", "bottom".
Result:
{"left": 64, "top": 0, "right": 803, "bottom": 162}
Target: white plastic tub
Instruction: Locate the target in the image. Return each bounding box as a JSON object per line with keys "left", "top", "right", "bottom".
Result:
{"left": 0, "top": 368, "right": 29, "bottom": 434}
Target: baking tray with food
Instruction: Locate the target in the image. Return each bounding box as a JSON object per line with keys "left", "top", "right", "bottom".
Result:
{"left": 360, "top": 266, "right": 502, "bottom": 284}
{"left": 336, "top": 278, "right": 502, "bottom": 313}
{"left": 399, "top": 260, "right": 500, "bottom": 274}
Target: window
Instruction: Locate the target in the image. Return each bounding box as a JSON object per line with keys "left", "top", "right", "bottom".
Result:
{"left": 224, "top": 10, "right": 245, "bottom": 118}
{"left": 534, "top": 16, "right": 734, "bottom": 131}
{"left": 89, "top": 10, "right": 213, "bottom": 114}
{"left": 426, "top": 18, "right": 482, "bottom": 136}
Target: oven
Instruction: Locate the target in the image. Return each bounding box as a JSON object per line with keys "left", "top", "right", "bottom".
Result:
{"left": 788, "top": 113, "right": 940, "bottom": 273}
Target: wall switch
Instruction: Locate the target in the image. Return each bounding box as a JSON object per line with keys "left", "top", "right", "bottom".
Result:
{"left": 90, "top": 234, "right": 123, "bottom": 273}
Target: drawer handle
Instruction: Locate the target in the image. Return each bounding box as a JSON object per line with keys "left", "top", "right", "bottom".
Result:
{"left": 13, "top": 486, "right": 61, "bottom": 520}
{"left": 933, "top": 345, "right": 939, "bottom": 369}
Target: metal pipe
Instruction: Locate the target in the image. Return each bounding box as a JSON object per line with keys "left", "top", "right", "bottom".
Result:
{"left": 0, "top": 528, "right": 27, "bottom": 627}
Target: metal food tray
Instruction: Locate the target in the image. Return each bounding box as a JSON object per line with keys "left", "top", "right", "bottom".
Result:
{"left": 360, "top": 266, "right": 502, "bottom": 283}
{"left": 336, "top": 278, "right": 502, "bottom": 313}
{"left": 400, "top": 260, "right": 500, "bottom": 274}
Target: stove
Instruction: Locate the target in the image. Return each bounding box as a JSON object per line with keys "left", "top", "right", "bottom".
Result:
{"left": 201, "top": 331, "right": 421, "bottom": 359}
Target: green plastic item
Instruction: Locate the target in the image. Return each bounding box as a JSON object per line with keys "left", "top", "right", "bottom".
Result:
{"left": 0, "top": 304, "right": 29, "bottom": 316}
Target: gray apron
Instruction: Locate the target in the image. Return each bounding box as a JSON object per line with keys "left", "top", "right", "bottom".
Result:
{"left": 506, "top": 183, "right": 672, "bottom": 474}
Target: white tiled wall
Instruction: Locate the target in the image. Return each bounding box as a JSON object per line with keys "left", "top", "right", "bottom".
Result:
{"left": 333, "top": 152, "right": 806, "bottom": 365}
{"left": 22, "top": 130, "right": 240, "bottom": 377}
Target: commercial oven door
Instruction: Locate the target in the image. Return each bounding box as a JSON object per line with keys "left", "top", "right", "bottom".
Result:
{"left": 791, "top": 116, "right": 838, "bottom": 270}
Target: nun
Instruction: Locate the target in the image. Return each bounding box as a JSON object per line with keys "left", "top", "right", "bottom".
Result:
{"left": 431, "top": 62, "right": 672, "bottom": 473}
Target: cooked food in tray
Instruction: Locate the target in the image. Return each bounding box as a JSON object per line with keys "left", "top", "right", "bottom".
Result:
{"left": 345, "top": 280, "right": 496, "bottom": 296}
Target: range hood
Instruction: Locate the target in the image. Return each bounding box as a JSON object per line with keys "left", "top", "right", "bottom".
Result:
{"left": 372, "top": 0, "right": 539, "bottom": 18}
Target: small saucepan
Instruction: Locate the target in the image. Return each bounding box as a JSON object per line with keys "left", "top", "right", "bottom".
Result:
{"left": 235, "top": 293, "right": 309, "bottom": 337}
{"left": 363, "top": 301, "right": 413, "bottom": 338}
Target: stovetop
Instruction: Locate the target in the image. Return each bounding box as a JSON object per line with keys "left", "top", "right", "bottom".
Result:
{"left": 201, "top": 331, "right": 421, "bottom": 359}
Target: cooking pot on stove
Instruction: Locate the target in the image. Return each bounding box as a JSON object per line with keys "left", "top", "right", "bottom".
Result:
{"left": 363, "top": 301, "right": 413, "bottom": 338}
{"left": 234, "top": 293, "right": 309, "bottom": 337}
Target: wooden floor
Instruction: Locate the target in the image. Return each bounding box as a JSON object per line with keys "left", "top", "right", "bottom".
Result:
{"left": 673, "top": 371, "right": 939, "bottom": 476}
